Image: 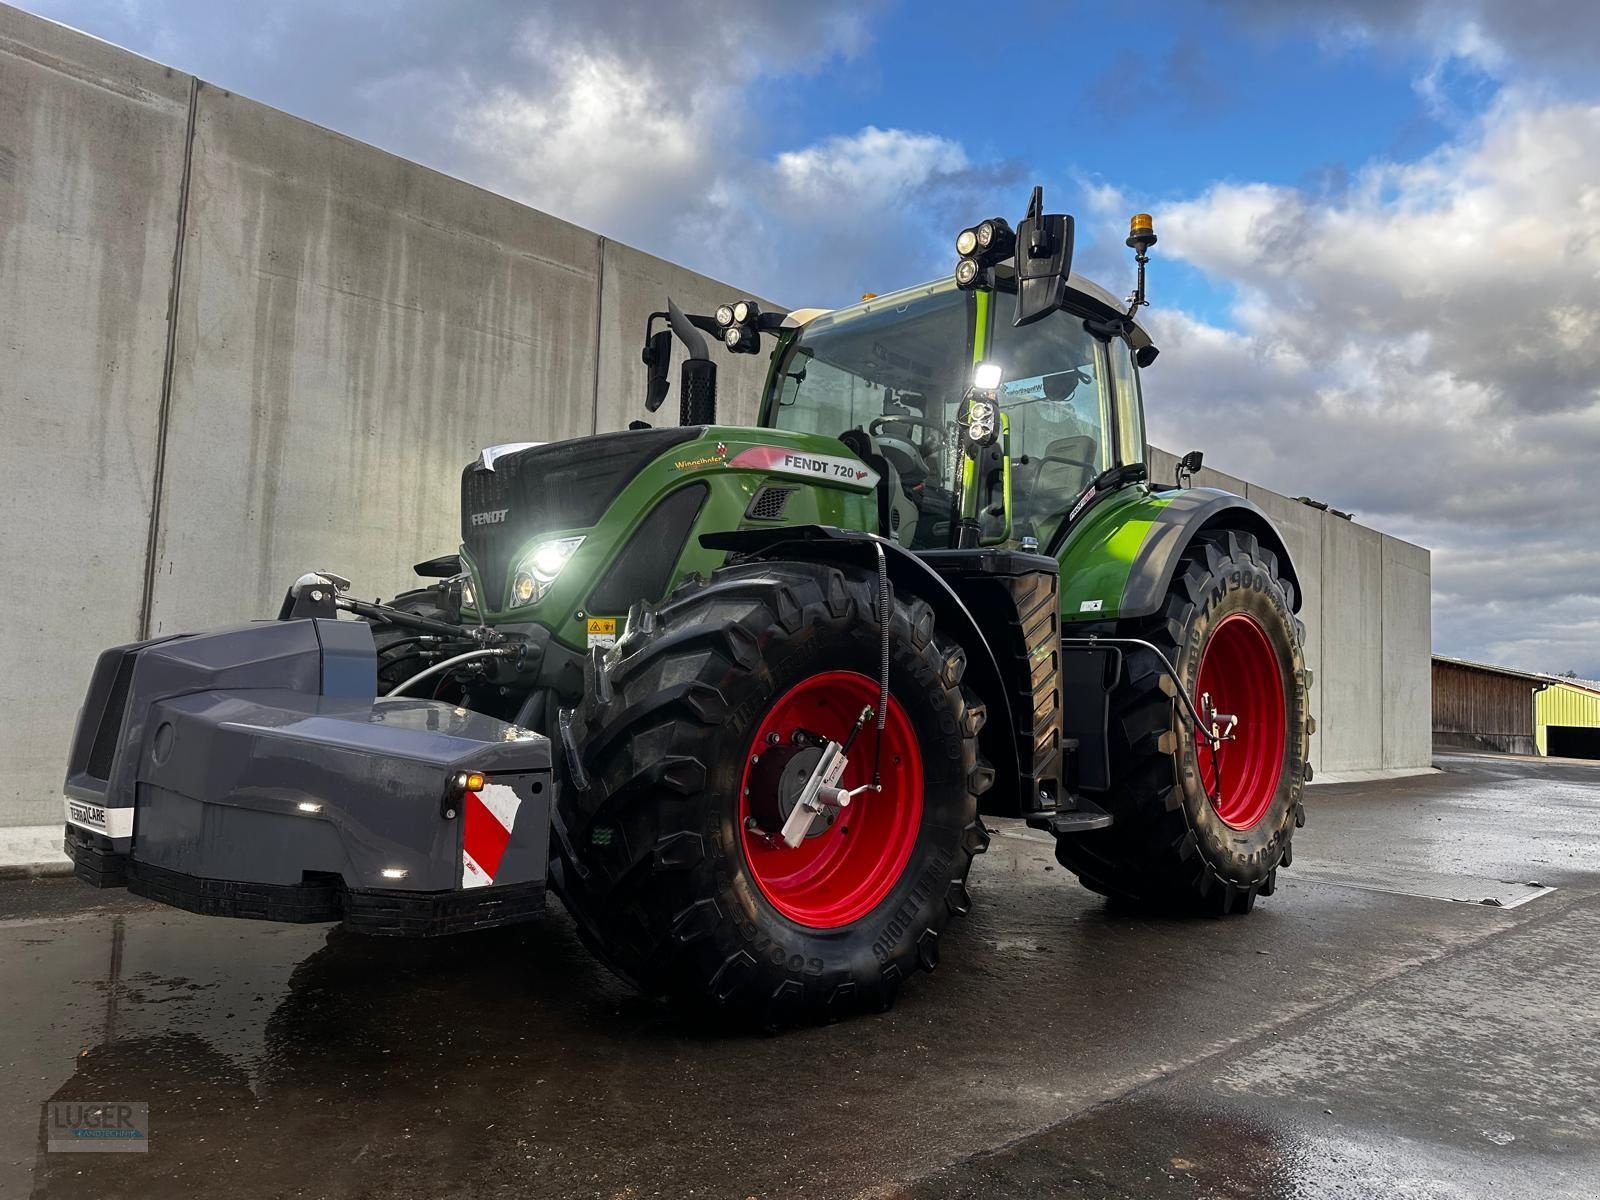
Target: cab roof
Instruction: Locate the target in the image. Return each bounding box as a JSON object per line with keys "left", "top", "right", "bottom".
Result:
{"left": 784, "top": 271, "right": 1153, "bottom": 350}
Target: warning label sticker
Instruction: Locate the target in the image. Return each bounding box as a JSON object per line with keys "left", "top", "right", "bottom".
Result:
{"left": 586, "top": 617, "right": 618, "bottom": 649}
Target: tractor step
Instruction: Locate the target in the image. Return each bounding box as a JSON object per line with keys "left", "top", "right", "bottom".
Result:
{"left": 1025, "top": 796, "right": 1114, "bottom": 836}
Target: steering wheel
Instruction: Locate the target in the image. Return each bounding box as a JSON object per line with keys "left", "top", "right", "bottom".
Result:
{"left": 1015, "top": 437, "right": 1099, "bottom": 520}
{"left": 869, "top": 415, "right": 946, "bottom": 455}
{"left": 1037, "top": 452, "right": 1097, "bottom": 473}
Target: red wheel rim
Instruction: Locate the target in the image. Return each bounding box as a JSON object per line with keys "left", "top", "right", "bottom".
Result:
{"left": 1192, "top": 613, "right": 1286, "bottom": 831}
{"left": 738, "top": 671, "right": 923, "bottom": 929}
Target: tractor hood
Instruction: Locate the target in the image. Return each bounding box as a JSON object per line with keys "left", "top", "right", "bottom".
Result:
{"left": 456, "top": 426, "right": 881, "bottom": 646}
{"left": 460, "top": 427, "right": 703, "bottom": 616}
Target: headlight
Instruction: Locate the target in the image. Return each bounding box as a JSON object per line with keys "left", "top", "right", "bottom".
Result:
{"left": 715, "top": 303, "right": 735, "bottom": 327}
{"left": 732, "top": 299, "right": 757, "bottom": 324}
{"left": 967, "top": 399, "right": 997, "bottom": 446}
{"left": 955, "top": 227, "right": 978, "bottom": 256}
{"left": 509, "top": 535, "right": 584, "bottom": 608}
{"left": 460, "top": 578, "right": 476, "bottom": 610}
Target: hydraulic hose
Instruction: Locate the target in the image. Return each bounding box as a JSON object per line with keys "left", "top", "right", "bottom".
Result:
{"left": 384, "top": 647, "right": 513, "bottom": 697}
{"left": 872, "top": 538, "right": 890, "bottom": 788}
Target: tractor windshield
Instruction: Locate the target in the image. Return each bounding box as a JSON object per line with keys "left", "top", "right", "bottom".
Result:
{"left": 764, "top": 280, "right": 1120, "bottom": 548}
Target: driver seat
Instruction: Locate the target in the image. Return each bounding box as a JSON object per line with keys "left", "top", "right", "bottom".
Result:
{"left": 837, "top": 429, "right": 920, "bottom": 546}
{"left": 1034, "top": 435, "right": 1098, "bottom": 506}
{"left": 877, "top": 450, "right": 919, "bottom": 545}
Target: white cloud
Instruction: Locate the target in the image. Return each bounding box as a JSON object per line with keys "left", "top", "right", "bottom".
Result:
{"left": 396, "top": 5, "right": 1008, "bottom": 304}
{"left": 1216, "top": 0, "right": 1600, "bottom": 84}
{"left": 773, "top": 127, "right": 969, "bottom": 213}
{"left": 1137, "top": 95, "right": 1600, "bottom": 673}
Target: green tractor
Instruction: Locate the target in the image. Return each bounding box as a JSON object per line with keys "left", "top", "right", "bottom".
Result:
{"left": 64, "top": 189, "right": 1310, "bottom": 1027}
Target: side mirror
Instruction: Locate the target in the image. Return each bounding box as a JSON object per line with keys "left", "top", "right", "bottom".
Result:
{"left": 642, "top": 329, "right": 673, "bottom": 412}
{"left": 1177, "top": 449, "right": 1204, "bottom": 488}
{"left": 1014, "top": 186, "right": 1075, "bottom": 328}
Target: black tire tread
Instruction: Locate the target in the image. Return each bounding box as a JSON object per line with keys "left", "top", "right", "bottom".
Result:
{"left": 1054, "top": 528, "right": 1311, "bottom": 914}
{"left": 555, "top": 560, "right": 988, "bottom": 1027}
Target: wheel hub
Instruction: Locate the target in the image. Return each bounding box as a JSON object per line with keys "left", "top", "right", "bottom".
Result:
{"left": 746, "top": 741, "right": 833, "bottom": 841}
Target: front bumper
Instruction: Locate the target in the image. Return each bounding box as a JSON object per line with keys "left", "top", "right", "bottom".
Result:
{"left": 62, "top": 618, "right": 554, "bottom": 937}
{"left": 64, "top": 826, "right": 548, "bottom": 935}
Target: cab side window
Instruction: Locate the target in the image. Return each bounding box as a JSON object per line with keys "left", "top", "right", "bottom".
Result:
{"left": 1107, "top": 337, "right": 1147, "bottom": 468}
{"left": 988, "top": 316, "right": 1111, "bottom": 543}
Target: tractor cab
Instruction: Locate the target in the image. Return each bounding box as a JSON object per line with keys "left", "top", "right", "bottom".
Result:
{"left": 758, "top": 268, "right": 1156, "bottom": 553}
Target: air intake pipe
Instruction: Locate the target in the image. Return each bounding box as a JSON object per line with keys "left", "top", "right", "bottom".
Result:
{"left": 668, "top": 297, "right": 717, "bottom": 426}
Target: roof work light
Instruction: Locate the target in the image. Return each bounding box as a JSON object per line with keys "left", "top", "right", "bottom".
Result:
{"left": 954, "top": 216, "right": 1015, "bottom": 290}
{"left": 715, "top": 299, "right": 762, "bottom": 354}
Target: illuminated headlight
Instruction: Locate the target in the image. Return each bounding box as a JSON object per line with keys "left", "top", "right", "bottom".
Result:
{"left": 975, "top": 217, "right": 1014, "bottom": 258}
{"left": 967, "top": 399, "right": 997, "bottom": 446}
{"left": 460, "top": 578, "right": 476, "bottom": 610}
{"left": 510, "top": 535, "right": 584, "bottom": 607}
{"left": 973, "top": 362, "right": 1004, "bottom": 391}
{"left": 715, "top": 303, "right": 735, "bottom": 327}
{"left": 956, "top": 227, "right": 978, "bottom": 256}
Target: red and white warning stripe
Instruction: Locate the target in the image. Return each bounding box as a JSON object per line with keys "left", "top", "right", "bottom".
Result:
{"left": 462, "top": 782, "right": 522, "bottom": 889}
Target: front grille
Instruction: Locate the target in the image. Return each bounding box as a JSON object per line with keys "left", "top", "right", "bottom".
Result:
{"left": 746, "top": 486, "right": 796, "bottom": 521}
{"left": 461, "top": 427, "right": 701, "bottom": 607}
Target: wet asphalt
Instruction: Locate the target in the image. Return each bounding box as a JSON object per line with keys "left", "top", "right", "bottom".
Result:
{"left": 2, "top": 751, "right": 1597, "bottom": 1199}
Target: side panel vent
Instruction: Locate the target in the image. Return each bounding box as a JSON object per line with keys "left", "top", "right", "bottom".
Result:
{"left": 746, "top": 486, "right": 797, "bottom": 522}
{"left": 86, "top": 652, "right": 138, "bottom": 782}
{"left": 587, "top": 484, "right": 710, "bottom": 613}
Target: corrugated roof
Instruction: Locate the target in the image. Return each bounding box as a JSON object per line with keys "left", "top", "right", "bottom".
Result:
{"left": 1432, "top": 655, "right": 1553, "bottom": 686}
{"left": 1433, "top": 655, "right": 1600, "bottom": 694}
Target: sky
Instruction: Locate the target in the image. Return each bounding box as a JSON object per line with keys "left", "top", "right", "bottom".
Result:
{"left": 20, "top": 0, "right": 1600, "bottom": 676}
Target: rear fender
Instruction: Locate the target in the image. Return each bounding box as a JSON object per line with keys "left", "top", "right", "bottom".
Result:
{"left": 1119, "top": 489, "right": 1302, "bottom": 620}
{"left": 1057, "top": 487, "right": 1302, "bottom": 624}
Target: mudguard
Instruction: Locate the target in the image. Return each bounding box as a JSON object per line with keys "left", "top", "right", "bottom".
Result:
{"left": 62, "top": 619, "right": 553, "bottom": 935}
{"left": 1120, "top": 488, "right": 1302, "bottom": 620}
{"left": 1057, "top": 486, "right": 1302, "bottom": 624}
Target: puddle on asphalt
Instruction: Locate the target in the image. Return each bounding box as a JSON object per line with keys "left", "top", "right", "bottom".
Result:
{"left": 1289, "top": 861, "right": 1557, "bottom": 909}
{"left": 0, "top": 907, "right": 630, "bottom": 1198}
{"left": 895, "top": 1093, "right": 1600, "bottom": 1199}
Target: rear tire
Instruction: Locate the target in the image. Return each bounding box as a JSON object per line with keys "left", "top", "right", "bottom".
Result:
{"left": 554, "top": 560, "right": 991, "bottom": 1027}
{"left": 1054, "top": 529, "right": 1309, "bottom": 913}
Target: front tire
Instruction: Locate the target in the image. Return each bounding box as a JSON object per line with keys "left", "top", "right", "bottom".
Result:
{"left": 555, "top": 560, "right": 991, "bottom": 1027}
{"left": 1054, "top": 529, "right": 1310, "bottom": 913}
{"left": 367, "top": 585, "right": 454, "bottom": 693}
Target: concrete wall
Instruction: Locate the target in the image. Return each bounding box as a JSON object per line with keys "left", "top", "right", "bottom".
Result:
{"left": 0, "top": 4, "right": 1432, "bottom": 826}
{"left": 0, "top": 5, "right": 773, "bottom": 826}
{"left": 0, "top": 11, "right": 191, "bottom": 827}
{"left": 1146, "top": 446, "right": 1432, "bottom": 778}
{"left": 1381, "top": 536, "right": 1433, "bottom": 769}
